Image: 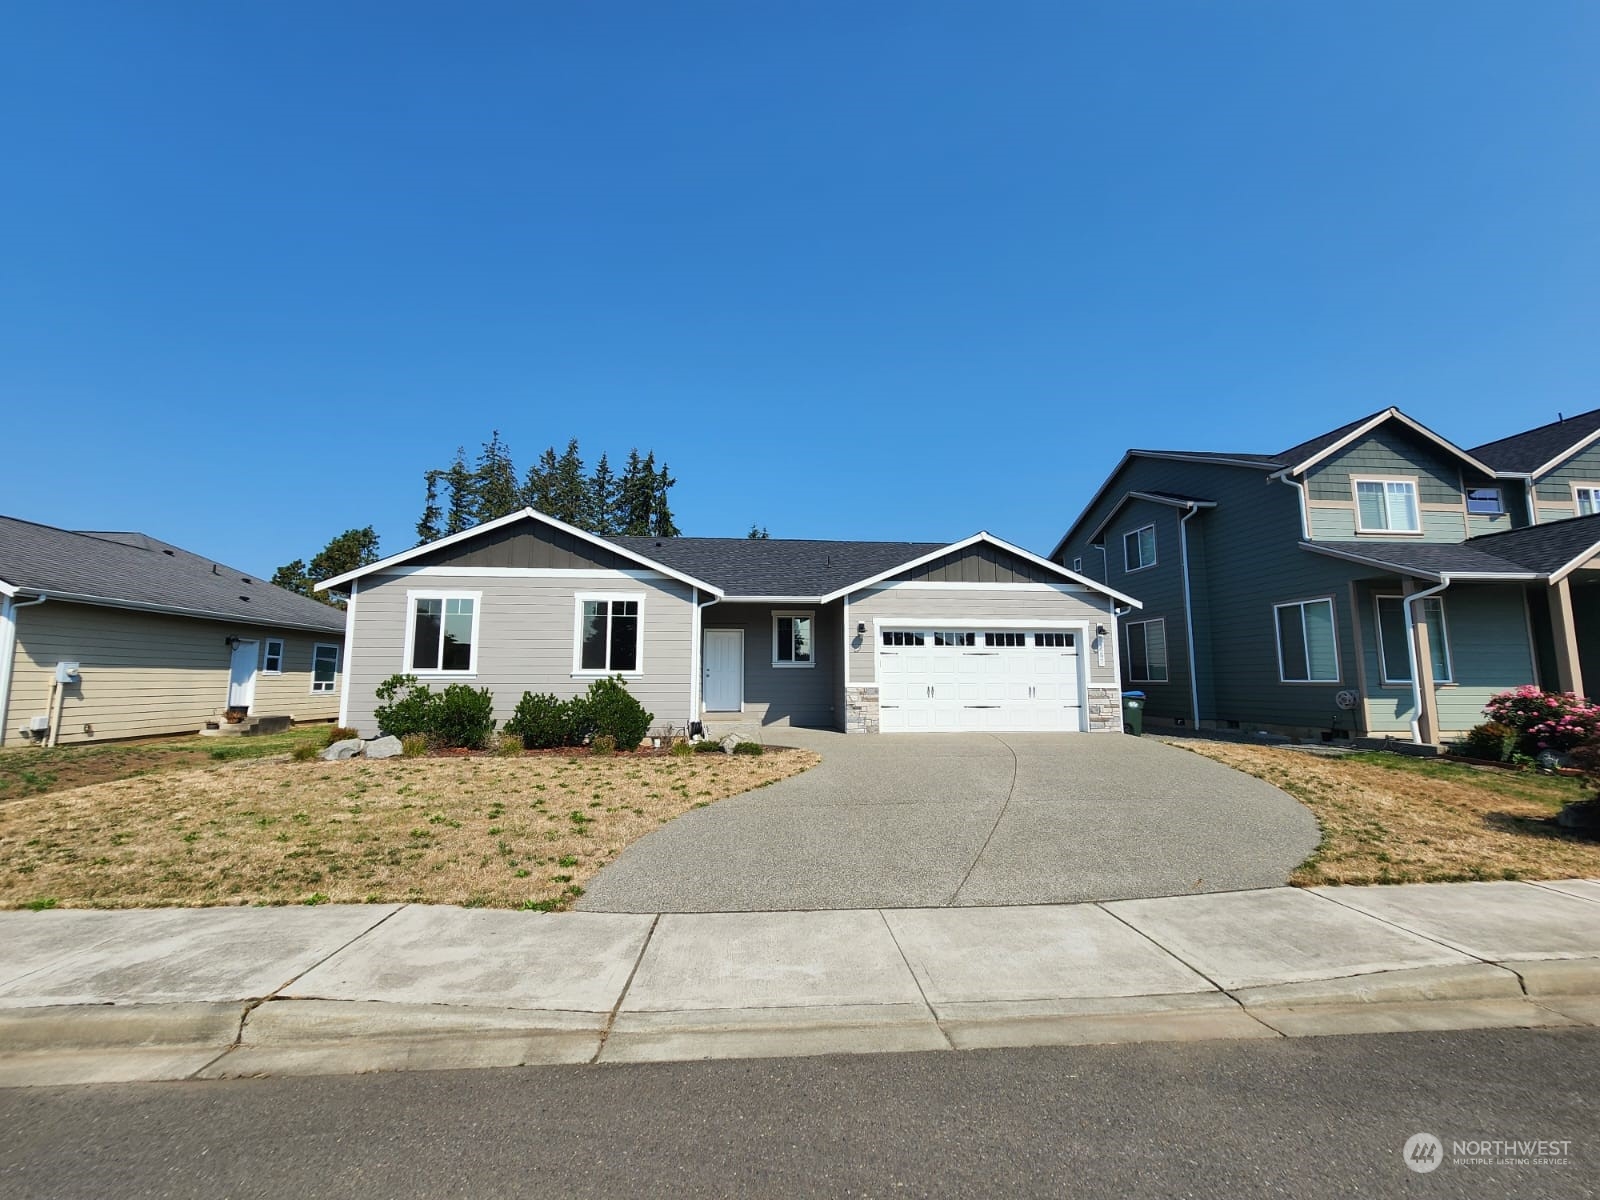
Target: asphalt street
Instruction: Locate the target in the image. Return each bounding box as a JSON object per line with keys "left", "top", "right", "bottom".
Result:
{"left": 2, "top": 1028, "right": 1594, "bottom": 1199}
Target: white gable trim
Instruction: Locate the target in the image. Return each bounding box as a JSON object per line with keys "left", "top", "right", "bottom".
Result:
{"left": 315, "top": 507, "right": 725, "bottom": 597}
{"left": 0, "top": 579, "right": 15, "bottom": 598}
{"left": 1274, "top": 408, "right": 1499, "bottom": 480}
{"left": 1526, "top": 423, "right": 1600, "bottom": 481}
{"left": 822, "top": 532, "right": 1142, "bottom": 608}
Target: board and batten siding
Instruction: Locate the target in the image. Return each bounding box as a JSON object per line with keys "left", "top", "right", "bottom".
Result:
{"left": 701, "top": 601, "right": 842, "bottom": 727}
{"left": 343, "top": 570, "right": 696, "bottom": 737}
{"left": 1, "top": 601, "right": 341, "bottom": 747}
{"left": 846, "top": 584, "right": 1119, "bottom": 689}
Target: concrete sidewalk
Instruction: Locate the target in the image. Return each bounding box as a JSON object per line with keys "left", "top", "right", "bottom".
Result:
{"left": 2, "top": 879, "right": 1598, "bottom": 1087}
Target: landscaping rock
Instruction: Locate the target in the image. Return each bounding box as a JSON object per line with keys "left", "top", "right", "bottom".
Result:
{"left": 364, "top": 736, "right": 403, "bottom": 760}
{"left": 320, "top": 739, "right": 365, "bottom": 762}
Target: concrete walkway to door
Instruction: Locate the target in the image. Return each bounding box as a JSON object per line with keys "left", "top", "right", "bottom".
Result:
{"left": 577, "top": 731, "right": 1321, "bottom": 913}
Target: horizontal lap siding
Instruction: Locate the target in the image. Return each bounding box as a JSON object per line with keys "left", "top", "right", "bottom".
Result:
{"left": 3, "top": 602, "right": 341, "bottom": 747}
{"left": 703, "top": 601, "right": 840, "bottom": 727}
{"left": 1309, "top": 507, "right": 1466, "bottom": 541}
{"left": 252, "top": 634, "right": 345, "bottom": 721}
{"left": 1306, "top": 429, "right": 1469, "bottom": 542}
{"left": 1097, "top": 499, "right": 1191, "bottom": 720}
{"left": 847, "top": 586, "right": 1118, "bottom": 688}
{"left": 1536, "top": 443, "right": 1600, "bottom": 514}
{"left": 345, "top": 572, "right": 694, "bottom": 737}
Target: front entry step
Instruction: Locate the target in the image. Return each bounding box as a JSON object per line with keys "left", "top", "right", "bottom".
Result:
{"left": 199, "top": 714, "right": 295, "bottom": 738}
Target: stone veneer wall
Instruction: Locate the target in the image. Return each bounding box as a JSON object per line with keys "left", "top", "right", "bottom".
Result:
{"left": 845, "top": 686, "right": 880, "bottom": 734}
{"left": 1086, "top": 687, "right": 1123, "bottom": 733}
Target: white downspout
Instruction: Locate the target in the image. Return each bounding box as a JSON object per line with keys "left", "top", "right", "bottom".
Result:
{"left": 1277, "top": 473, "right": 1311, "bottom": 539}
{"left": 336, "top": 578, "right": 358, "bottom": 730}
{"left": 691, "top": 591, "right": 719, "bottom": 732}
{"left": 1403, "top": 577, "right": 1451, "bottom": 745}
{"left": 1179, "top": 504, "right": 1202, "bottom": 730}
{"left": 0, "top": 594, "right": 48, "bottom": 747}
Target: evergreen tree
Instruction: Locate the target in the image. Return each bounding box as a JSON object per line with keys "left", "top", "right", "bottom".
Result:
{"left": 747, "top": 524, "right": 770, "bottom": 539}
{"left": 589, "top": 453, "right": 618, "bottom": 534}
{"left": 416, "top": 470, "right": 443, "bottom": 545}
{"left": 617, "top": 449, "right": 654, "bottom": 536}
{"left": 522, "top": 446, "right": 559, "bottom": 513}
{"left": 650, "top": 457, "right": 679, "bottom": 537}
{"left": 549, "top": 439, "right": 589, "bottom": 526}
{"left": 271, "top": 559, "right": 311, "bottom": 597}
{"left": 474, "top": 430, "right": 521, "bottom": 522}
{"left": 272, "top": 527, "right": 380, "bottom": 608}
{"left": 442, "top": 447, "right": 476, "bottom": 536}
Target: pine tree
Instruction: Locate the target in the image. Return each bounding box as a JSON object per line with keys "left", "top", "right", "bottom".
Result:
{"left": 416, "top": 471, "right": 443, "bottom": 545}
{"left": 273, "top": 527, "right": 380, "bottom": 608}
{"left": 442, "top": 447, "right": 477, "bottom": 536}
{"left": 522, "top": 447, "right": 559, "bottom": 513}
{"left": 473, "top": 430, "right": 521, "bottom": 522}
{"left": 617, "top": 449, "right": 654, "bottom": 536}
{"left": 650, "top": 457, "right": 679, "bottom": 537}
{"left": 589, "top": 453, "right": 618, "bottom": 534}
{"left": 549, "top": 440, "right": 589, "bottom": 526}
{"left": 747, "top": 524, "right": 769, "bottom": 539}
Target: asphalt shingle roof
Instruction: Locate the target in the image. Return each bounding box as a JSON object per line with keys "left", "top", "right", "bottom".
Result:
{"left": 606, "top": 536, "right": 948, "bottom": 597}
{"left": 1310, "top": 539, "right": 1538, "bottom": 577}
{"left": 1276, "top": 409, "right": 1392, "bottom": 470}
{"left": 0, "top": 515, "right": 347, "bottom": 633}
{"left": 1462, "top": 513, "right": 1600, "bottom": 574}
{"left": 1469, "top": 408, "right": 1600, "bottom": 474}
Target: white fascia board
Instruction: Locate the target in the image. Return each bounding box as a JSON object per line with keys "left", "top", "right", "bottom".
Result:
{"left": 1274, "top": 409, "right": 1500, "bottom": 480}
{"left": 1547, "top": 538, "right": 1600, "bottom": 583}
{"left": 0, "top": 579, "right": 16, "bottom": 598}
{"left": 718, "top": 595, "right": 826, "bottom": 605}
{"left": 822, "top": 532, "right": 1142, "bottom": 609}
{"left": 1083, "top": 493, "right": 1217, "bottom": 547}
{"left": 316, "top": 507, "right": 725, "bottom": 597}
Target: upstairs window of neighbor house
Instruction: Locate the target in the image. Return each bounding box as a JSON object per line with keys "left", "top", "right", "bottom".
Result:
{"left": 1071, "top": 556, "right": 1083, "bottom": 573}
{"left": 1353, "top": 478, "right": 1421, "bottom": 533}
{"left": 1374, "top": 596, "right": 1453, "bottom": 685}
{"left": 1466, "top": 487, "right": 1503, "bottom": 515}
{"left": 576, "top": 595, "right": 642, "bottom": 674}
{"left": 1126, "top": 619, "right": 1168, "bottom": 683}
{"left": 311, "top": 644, "right": 340, "bottom": 694}
{"left": 262, "top": 638, "right": 285, "bottom": 674}
{"left": 1274, "top": 598, "right": 1340, "bottom": 683}
{"left": 1575, "top": 486, "right": 1600, "bottom": 516}
{"left": 408, "top": 593, "right": 479, "bottom": 674}
{"left": 773, "top": 611, "right": 813, "bottom": 666}
{"left": 1123, "top": 525, "right": 1156, "bottom": 572}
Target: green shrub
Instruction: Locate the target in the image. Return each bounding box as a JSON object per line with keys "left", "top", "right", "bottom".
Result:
{"left": 373, "top": 674, "right": 438, "bottom": 740}
{"left": 694, "top": 738, "right": 724, "bottom": 754}
{"left": 669, "top": 740, "right": 693, "bottom": 758}
{"left": 506, "top": 691, "right": 581, "bottom": 749}
{"left": 292, "top": 742, "right": 321, "bottom": 762}
{"left": 1455, "top": 721, "right": 1518, "bottom": 763}
{"left": 433, "top": 684, "right": 496, "bottom": 749}
{"left": 400, "top": 733, "right": 430, "bottom": 758}
{"left": 323, "top": 725, "right": 359, "bottom": 747}
{"left": 732, "top": 741, "right": 763, "bottom": 756}
{"left": 591, "top": 733, "right": 617, "bottom": 756}
{"left": 494, "top": 733, "right": 524, "bottom": 757}
{"left": 583, "top": 676, "right": 653, "bottom": 751}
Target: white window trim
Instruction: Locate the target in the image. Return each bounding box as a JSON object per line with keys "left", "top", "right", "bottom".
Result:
{"left": 1374, "top": 595, "right": 1453, "bottom": 686}
{"left": 261, "top": 637, "right": 285, "bottom": 675}
{"left": 771, "top": 609, "right": 816, "bottom": 668}
{"left": 1123, "top": 525, "right": 1157, "bottom": 573}
{"left": 403, "top": 589, "right": 483, "bottom": 677}
{"left": 310, "top": 642, "right": 340, "bottom": 694}
{"left": 1071, "top": 556, "right": 1083, "bottom": 573}
{"left": 572, "top": 592, "right": 646, "bottom": 677}
{"left": 1125, "top": 617, "right": 1168, "bottom": 683}
{"left": 1351, "top": 475, "right": 1422, "bottom": 535}
{"left": 1273, "top": 596, "right": 1341, "bottom": 684}
{"left": 1464, "top": 486, "right": 1504, "bottom": 516}
{"left": 1572, "top": 483, "right": 1600, "bottom": 516}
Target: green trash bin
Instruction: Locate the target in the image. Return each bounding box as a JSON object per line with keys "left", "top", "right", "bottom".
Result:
{"left": 1121, "top": 691, "right": 1145, "bottom": 736}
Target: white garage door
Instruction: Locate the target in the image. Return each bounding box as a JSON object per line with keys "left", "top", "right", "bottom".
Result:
{"left": 877, "top": 628, "right": 1083, "bottom": 733}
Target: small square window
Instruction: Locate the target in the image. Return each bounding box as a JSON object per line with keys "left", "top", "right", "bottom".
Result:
{"left": 262, "top": 638, "right": 285, "bottom": 674}
{"left": 773, "top": 611, "right": 814, "bottom": 666}
{"left": 1576, "top": 486, "right": 1600, "bottom": 516}
{"left": 1466, "top": 487, "right": 1503, "bottom": 515}
{"left": 1123, "top": 525, "right": 1156, "bottom": 572}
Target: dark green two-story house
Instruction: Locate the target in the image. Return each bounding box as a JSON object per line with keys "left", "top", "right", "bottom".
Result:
{"left": 1050, "top": 407, "right": 1600, "bottom": 746}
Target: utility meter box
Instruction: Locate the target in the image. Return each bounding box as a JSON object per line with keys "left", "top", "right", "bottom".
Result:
{"left": 55, "top": 661, "right": 80, "bottom": 683}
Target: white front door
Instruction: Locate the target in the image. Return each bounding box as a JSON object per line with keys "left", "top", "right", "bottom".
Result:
{"left": 703, "top": 629, "right": 744, "bottom": 712}
{"left": 878, "top": 629, "right": 1082, "bottom": 733}
{"left": 228, "top": 640, "right": 259, "bottom": 710}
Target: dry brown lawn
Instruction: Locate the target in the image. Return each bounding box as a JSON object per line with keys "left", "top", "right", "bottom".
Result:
{"left": 0, "top": 749, "right": 819, "bottom": 911}
{"left": 1176, "top": 740, "right": 1600, "bottom": 886}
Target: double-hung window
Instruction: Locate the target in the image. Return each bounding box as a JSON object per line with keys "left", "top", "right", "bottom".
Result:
{"left": 773, "top": 611, "right": 813, "bottom": 667}
{"left": 575, "top": 595, "right": 642, "bottom": 674}
{"left": 1126, "top": 619, "right": 1168, "bottom": 683}
{"left": 407, "top": 592, "right": 480, "bottom": 674}
{"left": 1124, "top": 525, "right": 1156, "bottom": 572}
{"left": 1465, "top": 487, "right": 1503, "bottom": 515}
{"left": 1353, "top": 478, "right": 1421, "bottom": 533}
{"left": 311, "top": 643, "right": 340, "bottom": 694}
{"left": 1275, "top": 598, "right": 1340, "bottom": 683}
{"left": 1374, "top": 596, "right": 1452, "bottom": 685}
{"left": 262, "top": 638, "right": 285, "bottom": 674}
{"left": 1575, "top": 486, "right": 1600, "bottom": 517}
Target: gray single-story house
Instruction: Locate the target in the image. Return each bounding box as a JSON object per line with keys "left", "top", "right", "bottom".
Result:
{"left": 0, "top": 515, "right": 347, "bottom": 747}
{"left": 320, "top": 508, "right": 1140, "bottom": 737}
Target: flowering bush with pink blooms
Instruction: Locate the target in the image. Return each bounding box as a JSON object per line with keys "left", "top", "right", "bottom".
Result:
{"left": 1483, "top": 686, "right": 1600, "bottom": 753}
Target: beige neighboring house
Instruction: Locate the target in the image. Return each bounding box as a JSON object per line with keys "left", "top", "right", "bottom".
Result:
{"left": 0, "top": 516, "right": 346, "bottom": 748}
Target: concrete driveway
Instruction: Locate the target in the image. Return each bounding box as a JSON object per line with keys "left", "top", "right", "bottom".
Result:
{"left": 577, "top": 732, "right": 1320, "bottom": 913}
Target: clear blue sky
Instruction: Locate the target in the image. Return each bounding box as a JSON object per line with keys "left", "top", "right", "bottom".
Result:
{"left": 3, "top": 2, "right": 1597, "bottom": 576}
